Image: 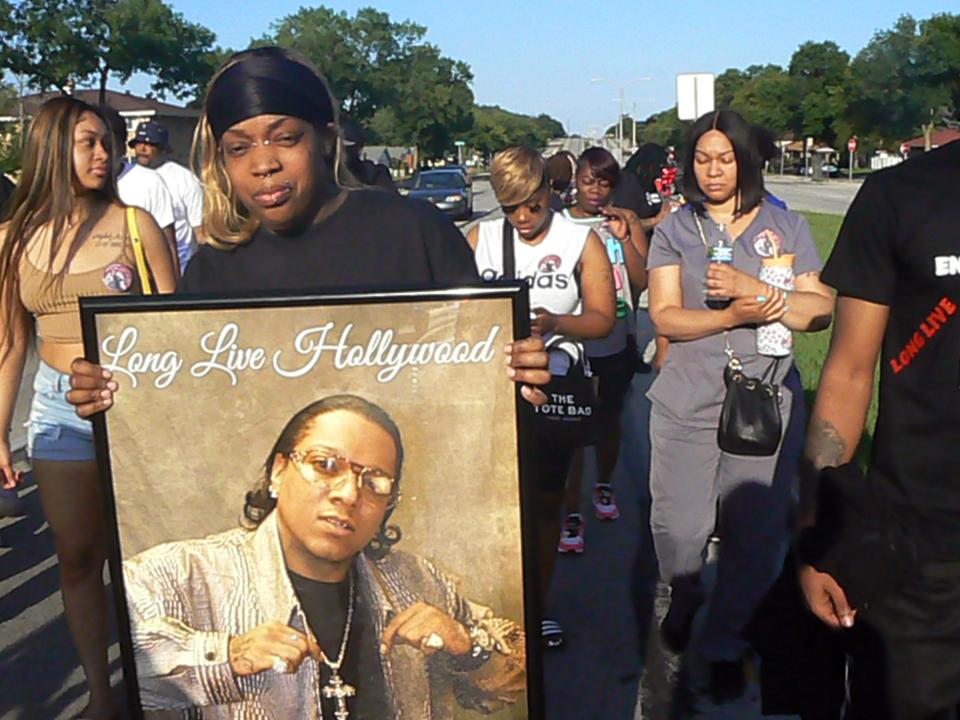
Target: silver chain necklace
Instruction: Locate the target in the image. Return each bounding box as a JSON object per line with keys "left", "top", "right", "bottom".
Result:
{"left": 319, "top": 574, "right": 356, "bottom": 720}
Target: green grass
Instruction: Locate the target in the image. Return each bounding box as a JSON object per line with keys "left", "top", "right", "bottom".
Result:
{"left": 794, "top": 211, "right": 878, "bottom": 463}
{"left": 792, "top": 211, "right": 842, "bottom": 399}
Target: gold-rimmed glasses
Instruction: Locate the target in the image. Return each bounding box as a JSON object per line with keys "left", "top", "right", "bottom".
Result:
{"left": 286, "top": 448, "right": 396, "bottom": 504}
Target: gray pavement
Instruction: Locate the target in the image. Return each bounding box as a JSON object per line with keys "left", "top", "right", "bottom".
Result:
{"left": 765, "top": 176, "right": 860, "bottom": 216}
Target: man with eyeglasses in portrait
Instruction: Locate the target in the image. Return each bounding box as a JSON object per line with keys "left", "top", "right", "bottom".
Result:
{"left": 122, "top": 394, "right": 525, "bottom": 720}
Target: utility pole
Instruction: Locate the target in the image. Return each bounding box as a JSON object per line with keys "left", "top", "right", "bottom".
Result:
{"left": 617, "top": 87, "right": 625, "bottom": 165}
{"left": 632, "top": 101, "right": 637, "bottom": 149}
{"left": 592, "top": 76, "right": 650, "bottom": 163}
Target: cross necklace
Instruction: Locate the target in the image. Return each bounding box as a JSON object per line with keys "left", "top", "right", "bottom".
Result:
{"left": 319, "top": 574, "right": 356, "bottom": 720}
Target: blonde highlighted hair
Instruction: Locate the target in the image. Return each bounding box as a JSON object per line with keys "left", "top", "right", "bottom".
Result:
{"left": 490, "top": 146, "right": 547, "bottom": 207}
{"left": 190, "top": 47, "right": 356, "bottom": 248}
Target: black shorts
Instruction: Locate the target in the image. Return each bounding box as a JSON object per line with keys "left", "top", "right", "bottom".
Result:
{"left": 533, "top": 434, "right": 576, "bottom": 494}
{"left": 588, "top": 346, "right": 636, "bottom": 416}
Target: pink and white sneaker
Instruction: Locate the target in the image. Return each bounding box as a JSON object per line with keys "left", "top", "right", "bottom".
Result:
{"left": 593, "top": 484, "right": 620, "bottom": 520}
{"left": 557, "top": 513, "right": 585, "bottom": 554}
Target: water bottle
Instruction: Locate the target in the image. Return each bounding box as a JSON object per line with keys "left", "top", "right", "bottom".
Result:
{"left": 705, "top": 223, "right": 734, "bottom": 310}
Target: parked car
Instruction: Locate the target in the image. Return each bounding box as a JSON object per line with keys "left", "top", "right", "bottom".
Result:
{"left": 442, "top": 164, "right": 473, "bottom": 186}
{"left": 400, "top": 169, "right": 473, "bottom": 219}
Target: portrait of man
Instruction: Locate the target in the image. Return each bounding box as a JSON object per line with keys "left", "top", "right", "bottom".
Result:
{"left": 123, "top": 394, "right": 526, "bottom": 719}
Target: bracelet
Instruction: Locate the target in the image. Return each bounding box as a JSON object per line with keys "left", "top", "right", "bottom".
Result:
{"left": 447, "top": 623, "right": 495, "bottom": 672}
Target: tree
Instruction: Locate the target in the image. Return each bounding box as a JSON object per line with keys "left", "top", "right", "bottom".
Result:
{"left": 847, "top": 14, "right": 960, "bottom": 149}
{"left": 0, "top": 80, "right": 18, "bottom": 115}
{"left": 788, "top": 41, "right": 851, "bottom": 146}
{"left": 0, "top": 79, "right": 24, "bottom": 174}
{"left": 265, "top": 5, "right": 475, "bottom": 159}
{"left": 915, "top": 13, "right": 960, "bottom": 146}
{"left": 604, "top": 115, "right": 639, "bottom": 142}
{"left": 726, "top": 66, "right": 798, "bottom": 137}
{"left": 101, "top": 0, "right": 218, "bottom": 102}
{"left": 464, "top": 106, "right": 565, "bottom": 159}
{"left": 5, "top": 0, "right": 218, "bottom": 103}
{"left": 635, "top": 107, "right": 687, "bottom": 150}
{"left": 385, "top": 45, "right": 474, "bottom": 158}
{"left": 265, "top": 6, "right": 427, "bottom": 123}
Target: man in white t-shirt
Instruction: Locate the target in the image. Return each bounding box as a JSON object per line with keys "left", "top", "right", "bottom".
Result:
{"left": 103, "top": 108, "right": 179, "bottom": 273}
{"left": 131, "top": 121, "right": 204, "bottom": 272}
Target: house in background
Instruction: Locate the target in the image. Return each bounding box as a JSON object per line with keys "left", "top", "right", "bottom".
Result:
{"left": 900, "top": 128, "right": 960, "bottom": 158}
{"left": 363, "top": 144, "right": 412, "bottom": 176}
{"left": 3, "top": 89, "right": 200, "bottom": 166}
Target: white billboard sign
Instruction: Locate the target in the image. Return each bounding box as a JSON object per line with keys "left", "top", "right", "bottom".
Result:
{"left": 677, "top": 73, "right": 716, "bottom": 121}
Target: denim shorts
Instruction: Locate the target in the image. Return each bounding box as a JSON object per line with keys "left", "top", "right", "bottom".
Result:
{"left": 26, "top": 360, "right": 95, "bottom": 461}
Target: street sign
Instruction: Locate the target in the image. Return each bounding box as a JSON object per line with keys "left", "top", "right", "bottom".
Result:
{"left": 454, "top": 140, "right": 465, "bottom": 146}
{"left": 676, "top": 73, "right": 715, "bottom": 121}
{"left": 900, "top": 142, "right": 910, "bottom": 155}
{"left": 847, "top": 137, "right": 857, "bottom": 180}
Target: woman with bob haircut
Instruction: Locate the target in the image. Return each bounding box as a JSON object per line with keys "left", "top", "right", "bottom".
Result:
{"left": 0, "top": 96, "right": 177, "bottom": 719}
{"left": 68, "top": 46, "right": 549, "bottom": 412}
{"left": 645, "top": 109, "right": 834, "bottom": 703}
{"left": 123, "top": 394, "right": 526, "bottom": 718}
{"left": 467, "top": 145, "right": 616, "bottom": 648}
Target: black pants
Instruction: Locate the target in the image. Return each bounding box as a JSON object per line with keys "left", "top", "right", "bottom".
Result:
{"left": 846, "top": 559, "right": 960, "bottom": 720}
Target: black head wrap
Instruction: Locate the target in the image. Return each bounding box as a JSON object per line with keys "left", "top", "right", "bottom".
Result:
{"left": 206, "top": 51, "right": 335, "bottom": 141}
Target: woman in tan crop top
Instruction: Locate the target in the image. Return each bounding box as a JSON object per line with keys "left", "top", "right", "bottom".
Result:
{"left": 0, "top": 96, "right": 176, "bottom": 719}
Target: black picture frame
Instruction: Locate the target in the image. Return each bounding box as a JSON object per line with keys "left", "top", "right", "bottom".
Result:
{"left": 81, "top": 283, "right": 543, "bottom": 720}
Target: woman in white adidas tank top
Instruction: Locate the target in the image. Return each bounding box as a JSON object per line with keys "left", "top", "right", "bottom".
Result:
{"left": 468, "top": 148, "right": 615, "bottom": 373}
{"left": 466, "top": 145, "right": 615, "bottom": 650}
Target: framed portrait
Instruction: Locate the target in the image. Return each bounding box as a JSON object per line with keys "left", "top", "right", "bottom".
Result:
{"left": 81, "top": 285, "right": 543, "bottom": 720}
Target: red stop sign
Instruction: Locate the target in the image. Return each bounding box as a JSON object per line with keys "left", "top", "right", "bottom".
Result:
{"left": 847, "top": 137, "right": 858, "bottom": 152}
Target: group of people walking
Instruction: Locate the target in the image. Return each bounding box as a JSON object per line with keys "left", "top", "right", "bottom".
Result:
{"left": 1, "top": 43, "right": 959, "bottom": 720}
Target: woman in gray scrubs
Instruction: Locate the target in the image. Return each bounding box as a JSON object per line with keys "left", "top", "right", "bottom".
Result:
{"left": 645, "top": 110, "right": 834, "bottom": 702}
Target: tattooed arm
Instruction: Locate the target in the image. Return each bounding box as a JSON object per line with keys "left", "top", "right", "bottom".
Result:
{"left": 799, "top": 296, "right": 889, "bottom": 525}
{"left": 799, "top": 295, "right": 888, "bottom": 628}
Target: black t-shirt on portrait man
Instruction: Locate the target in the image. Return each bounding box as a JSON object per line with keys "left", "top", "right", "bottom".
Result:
{"left": 179, "top": 188, "right": 478, "bottom": 294}
{"left": 821, "top": 140, "right": 960, "bottom": 556}
{"left": 288, "top": 570, "right": 391, "bottom": 720}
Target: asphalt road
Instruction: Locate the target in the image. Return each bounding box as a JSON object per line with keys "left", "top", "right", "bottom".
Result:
{"left": 765, "top": 176, "right": 861, "bottom": 216}
{"left": 467, "top": 176, "right": 860, "bottom": 221}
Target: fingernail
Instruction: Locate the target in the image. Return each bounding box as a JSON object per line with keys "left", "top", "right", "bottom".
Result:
{"left": 503, "top": 343, "right": 512, "bottom": 354}
{"left": 103, "top": 398, "right": 112, "bottom": 407}
{"left": 841, "top": 615, "right": 854, "bottom": 628}
{"left": 108, "top": 381, "right": 118, "bottom": 391}
{"left": 100, "top": 390, "right": 111, "bottom": 399}
{"left": 506, "top": 366, "right": 516, "bottom": 378}
{"left": 101, "top": 369, "right": 112, "bottom": 379}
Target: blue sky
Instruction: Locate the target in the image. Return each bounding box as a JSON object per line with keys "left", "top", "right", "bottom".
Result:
{"left": 141, "top": 1, "right": 949, "bottom": 134}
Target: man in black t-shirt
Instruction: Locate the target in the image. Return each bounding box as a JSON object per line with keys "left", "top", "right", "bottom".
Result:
{"left": 800, "top": 140, "right": 960, "bottom": 719}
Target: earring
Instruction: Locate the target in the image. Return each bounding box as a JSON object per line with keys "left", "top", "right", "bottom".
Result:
{"left": 269, "top": 484, "right": 279, "bottom": 499}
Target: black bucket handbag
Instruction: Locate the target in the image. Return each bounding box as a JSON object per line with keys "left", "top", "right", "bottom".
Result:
{"left": 718, "top": 339, "right": 782, "bottom": 456}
